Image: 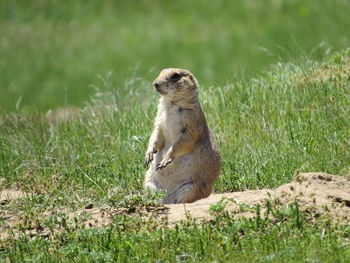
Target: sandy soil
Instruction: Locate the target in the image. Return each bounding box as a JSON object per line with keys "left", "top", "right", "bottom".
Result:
{"left": 165, "top": 172, "right": 350, "bottom": 223}
{"left": 1, "top": 172, "right": 349, "bottom": 241}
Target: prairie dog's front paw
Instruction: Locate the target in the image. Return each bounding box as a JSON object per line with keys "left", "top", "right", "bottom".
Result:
{"left": 145, "top": 148, "right": 157, "bottom": 165}
{"left": 156, "top": 156, "right": 174, "bottom": 170}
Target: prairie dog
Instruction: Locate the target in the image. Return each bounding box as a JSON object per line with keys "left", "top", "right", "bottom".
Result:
{"left": 144, "top": 68, "right": 220, "bottom": 204}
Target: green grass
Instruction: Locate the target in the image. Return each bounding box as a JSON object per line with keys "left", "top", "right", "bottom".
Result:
{"left": 1, "top": 0, "right": 350, "bottom": 110}
{"left": 1, "top": 48, "right": 350, "bottom": 262}
{"left": 1, "top": 49, "right": 349, "bottom": 197}
{"left": 1, "top": 1, "right": 350, "bottom": 261}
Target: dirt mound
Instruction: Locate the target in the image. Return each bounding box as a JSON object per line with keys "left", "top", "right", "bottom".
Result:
{"left": 164, "top": 172, "right": 350, "bottom": 223}
{"left": 1, "top": 172, "right": 349, "bottom": 241}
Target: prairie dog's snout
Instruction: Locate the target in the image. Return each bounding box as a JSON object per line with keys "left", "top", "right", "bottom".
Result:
{"left": 153, "top": 82, "right": 160, "bottom": 88}
{"left": 152, "top": 81, "right": 164, "bottom": 94}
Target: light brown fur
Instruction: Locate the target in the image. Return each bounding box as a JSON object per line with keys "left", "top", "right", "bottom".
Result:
{"left": 144, "top": 68, "right": 220, "bottom": 204}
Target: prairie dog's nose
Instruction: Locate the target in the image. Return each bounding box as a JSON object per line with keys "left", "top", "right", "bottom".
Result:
{"left": 153, "top": 82, "right": 160, "bottom": 88}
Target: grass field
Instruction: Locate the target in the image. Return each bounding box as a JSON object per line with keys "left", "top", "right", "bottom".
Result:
{"left": 1, "top": 0, "right": 350, "bottom": 262}
{"left": 1, "top": 0, "right": 350, "bottom": 110}
{"left": 1, "top": 49, "right": 350, "bottom": 261}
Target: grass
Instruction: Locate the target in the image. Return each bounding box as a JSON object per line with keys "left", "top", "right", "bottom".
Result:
{"left": 1, "top": 0, "right": 350, "bottom": 110}
{"left": 1, "top": 48, "right": 350, "bottom": 261}
{"left": 1, "top": 49, "right": 349, "bottom": 196}
{"left": 1, "top": 0, "right": 350, "bottom": 261}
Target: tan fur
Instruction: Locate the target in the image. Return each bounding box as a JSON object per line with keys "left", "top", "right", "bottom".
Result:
{"left": 144, "top": 68, "right": 220, "bottom": 204}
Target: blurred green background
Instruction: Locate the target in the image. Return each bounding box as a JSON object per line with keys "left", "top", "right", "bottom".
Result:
{"left": 1, "top": 0, "right": 350, "bottom": 111}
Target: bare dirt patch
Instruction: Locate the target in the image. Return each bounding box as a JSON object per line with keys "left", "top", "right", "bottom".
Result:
{"left": 0, "top": 189, "right": 26, "bottom": 240}
{"left": 1, "top": 172, "right": 349, "bottom": 241}
{"left": 165, "top": 172, "right": 350, "bottom": 224}
{"left": 45, "top": 106, "right": 81, "bottom": 124}
{"left": 0, "top": 190, "right": 25, "bottom": 205}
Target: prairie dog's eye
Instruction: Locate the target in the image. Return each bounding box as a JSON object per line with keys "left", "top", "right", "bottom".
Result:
{"left": 170, "top": 73, "right": 181, "bottom": 82}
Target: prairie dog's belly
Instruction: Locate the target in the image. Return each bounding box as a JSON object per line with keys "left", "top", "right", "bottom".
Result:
{"left": 161, "top": 108, "right": 183, "bottom": 143}
{"left": 154, "top": 106, "right": 196, "bottom": 190}
{"left": 154, "top": 143, "right": 195, "bottom": 190}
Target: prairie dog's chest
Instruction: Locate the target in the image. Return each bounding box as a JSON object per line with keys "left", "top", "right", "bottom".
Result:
{"left": 161, "top": 106, "right": 183, "bottom": 142}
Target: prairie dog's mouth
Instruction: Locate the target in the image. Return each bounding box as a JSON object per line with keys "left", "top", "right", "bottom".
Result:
{"left": 155, "top": 87, "right": 167, "bottom": 95}
{"left": 153, "top": 82, "right": 167, "bottom": 95}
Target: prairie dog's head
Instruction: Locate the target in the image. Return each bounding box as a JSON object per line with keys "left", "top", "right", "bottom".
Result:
{"left": 152, "top": 68, "right": 199, "bottom": 100}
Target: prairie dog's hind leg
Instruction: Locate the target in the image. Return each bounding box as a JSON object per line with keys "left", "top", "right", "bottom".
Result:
{"left": 144, "top": 168, "right": 159, "bottom": 190}
{"left": 163, "top": 182, "right": 199, "bottom": 204}
{"left": 144, "top": 180, "right": 158, "bottom": 191}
